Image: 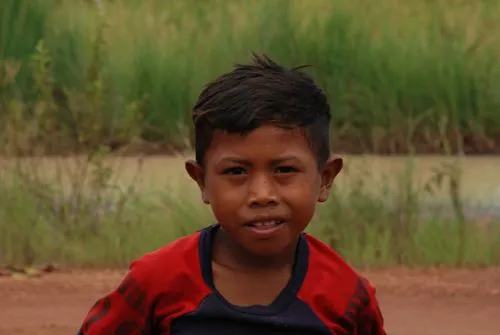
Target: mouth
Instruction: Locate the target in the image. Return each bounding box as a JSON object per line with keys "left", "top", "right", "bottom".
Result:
{"left": 243, "top": 219, "right": 286, "bottom": 237}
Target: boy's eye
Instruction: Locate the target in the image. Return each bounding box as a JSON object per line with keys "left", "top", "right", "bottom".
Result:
{"left": 222, "top": 167, "right": 246, "bottom": 175}
{"left": 275, "top": 166, "right": 298, "bottom": 174}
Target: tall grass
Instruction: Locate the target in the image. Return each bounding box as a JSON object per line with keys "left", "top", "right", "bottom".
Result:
{"left": 1, "top": 0, "right": 499, "bottom": 269}
{"left": 2, "top": 0, "right": 500, "bottom": 154}
{"left": 1, "top": 152, "right": 499, "bottom": 269}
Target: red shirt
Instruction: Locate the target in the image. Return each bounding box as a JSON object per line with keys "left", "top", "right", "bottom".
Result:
{"left": 78, "top": 224, "right": 386, "bottom": 334}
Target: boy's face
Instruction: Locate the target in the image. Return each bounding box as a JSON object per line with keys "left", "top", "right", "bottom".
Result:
{"left": 186, "top": 125, "right": 342, "bottom": 257}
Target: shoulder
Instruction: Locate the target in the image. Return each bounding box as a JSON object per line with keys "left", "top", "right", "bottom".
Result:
{"left": 132, "top": 231, "right": 201, "bottom": 273}
{"left": 124, "top": 230, "right": 210, "bottom": 303}
{"left": 76, "top": 230, "right": 213, "bottom": 333}
{"left": 298, "top": 234, "right": 379, "bottom": 331}
{"left": 301, "top": 233, "right": 362, "bottom": 288}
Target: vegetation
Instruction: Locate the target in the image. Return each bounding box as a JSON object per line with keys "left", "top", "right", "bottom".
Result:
{"left": 1, "top": 151, "right": 499, "bottom": 269}
{"left": 2, "top": 0, "right": 500, "bottom": 154}
{"left": 0, "top": 0, "right": 499, "bottom": 269}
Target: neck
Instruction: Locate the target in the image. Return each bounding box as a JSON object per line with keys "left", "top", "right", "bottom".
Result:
{"left": 212, "top": 228, "right": 299, "bottom": 272}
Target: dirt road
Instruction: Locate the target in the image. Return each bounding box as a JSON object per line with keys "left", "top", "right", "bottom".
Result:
{"left": 1, "top": 268, "right": 499, "bottom": 335}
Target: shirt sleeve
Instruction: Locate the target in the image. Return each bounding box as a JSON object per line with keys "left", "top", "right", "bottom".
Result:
{"left": 77, "top": 265, "right": 154, "bottom": 335}
{"left": 355, "top": 282, "right": 386, "bottom": 335}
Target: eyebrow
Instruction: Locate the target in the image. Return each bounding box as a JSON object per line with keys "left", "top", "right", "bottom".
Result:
{"left": 219, "top": 155, "right": 300, "bottom": 165}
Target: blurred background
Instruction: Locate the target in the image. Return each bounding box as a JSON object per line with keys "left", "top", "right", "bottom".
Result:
{"left": 0, "top": 1, "right": 499, "bottom": 333}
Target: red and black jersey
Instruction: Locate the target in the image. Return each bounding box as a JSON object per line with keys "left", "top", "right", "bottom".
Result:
{"left": 78, "top": 224, "right": 386, "bottom": 334}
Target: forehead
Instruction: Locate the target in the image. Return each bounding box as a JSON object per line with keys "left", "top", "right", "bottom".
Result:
{"left": 205, "top": 125, "right": 316, "bottom": 162}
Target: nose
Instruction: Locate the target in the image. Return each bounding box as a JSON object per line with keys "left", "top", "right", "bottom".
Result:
{"left": 247, "top": 173, "right": 278, "bottom": 208}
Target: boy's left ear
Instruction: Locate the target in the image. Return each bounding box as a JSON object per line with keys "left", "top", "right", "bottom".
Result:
{"left": 318, "top": 155, "right": 343, "bottom": 203}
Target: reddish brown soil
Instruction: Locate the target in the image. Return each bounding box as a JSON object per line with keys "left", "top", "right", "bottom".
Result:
{"left": 1, "top": 268, "right": 499, "bottom": 335}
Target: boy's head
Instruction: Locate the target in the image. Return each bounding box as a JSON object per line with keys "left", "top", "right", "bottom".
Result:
{"left": 186, "top": 53, "right": 342, "bottom": 257}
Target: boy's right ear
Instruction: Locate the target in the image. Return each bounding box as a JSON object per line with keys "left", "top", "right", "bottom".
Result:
{"left": 185, "top": 160, "right": 209, "bottom": 204}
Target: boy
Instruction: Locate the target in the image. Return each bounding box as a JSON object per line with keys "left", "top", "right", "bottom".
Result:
{"left": 77, "top": 53, "right": 386, "bottom": 334}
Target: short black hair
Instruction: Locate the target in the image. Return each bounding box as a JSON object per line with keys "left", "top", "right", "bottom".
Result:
{"left": 191, "top": 53, "right": 331, "bottom": 168}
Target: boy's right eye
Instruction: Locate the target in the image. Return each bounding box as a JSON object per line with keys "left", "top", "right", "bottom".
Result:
{"left": 222, "top": 167, "right": 246, "bottom": 175}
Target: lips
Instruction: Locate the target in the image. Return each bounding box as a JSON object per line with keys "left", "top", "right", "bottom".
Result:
{"left": 243, "top": 218, "right": 287, "bottom": 238}
{"left": 245, "top": 220, "right": 283, "bottom": 228}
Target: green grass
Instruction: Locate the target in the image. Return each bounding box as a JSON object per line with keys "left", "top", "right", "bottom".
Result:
{"left": 1, "top": 0, "right": 500, "bottom": 268}
{"left": 1, "top": 0, "right": 500, "bottom": 154}
{"left": 1, "top": 153, "right": 499, "bottom": 269}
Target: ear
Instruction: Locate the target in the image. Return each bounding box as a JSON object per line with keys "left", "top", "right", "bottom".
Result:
{"left": 317, "top": 155, "right": 343, "bottom": 203}
{"left": 185, "top": 159, "right": 209, "bottom": 204}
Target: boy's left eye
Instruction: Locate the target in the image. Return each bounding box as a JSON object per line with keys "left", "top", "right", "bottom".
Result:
{"left": 275, "top": 166, "right": 297, "bottom": 174}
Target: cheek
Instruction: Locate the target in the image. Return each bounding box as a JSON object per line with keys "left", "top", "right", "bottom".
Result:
{"left": 284, "top": 175, "right": 322, "bottom": 199}
{"left": 283, "top": 179, "right": 321, "bottom": 212}
{"left": 208, "top": 196, "right": 243, "bottom": 227}
{"left": 206, "top": 177, "right": 240, "bottom": 199}
{"left": 205, "top": 181, "right": 242, "bottom": 215}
